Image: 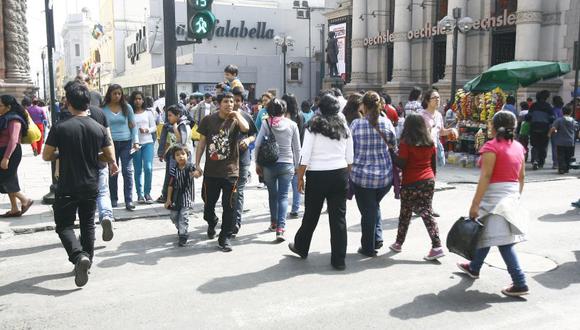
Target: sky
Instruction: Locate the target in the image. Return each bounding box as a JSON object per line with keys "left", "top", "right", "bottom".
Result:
{"left": 26, "top": 0, "right": 100, "bottom": 93}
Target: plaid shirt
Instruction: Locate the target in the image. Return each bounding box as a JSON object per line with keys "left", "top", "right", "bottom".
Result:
{"left": 350, "top": 116, "right": 396, "bottom": 188}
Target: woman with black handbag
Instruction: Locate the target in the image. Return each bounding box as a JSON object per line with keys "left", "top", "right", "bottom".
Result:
{"left": 457, "top": 111, "right": 529, "bottom": 297}
{"left": 288, "top": 94, "right": 353, "bottom": 270}
{"left": 255, "top": 98, "right": 301, "bottom": 241}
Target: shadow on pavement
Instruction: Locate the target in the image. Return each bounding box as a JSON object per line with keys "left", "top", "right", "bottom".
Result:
{"left": 0, "top": 242, "right": 61, "bottom": 259}
{"left": 533, "top": 251, "right": 580, "bottom": 290}
{"left": 197, "top": 252, "right": 430, "bottom": 294}
{"left": 389, "top": 275, "right": 524, "bottom": 319}
{"left": 348, "top": 217, "right": 399, "bottom": 233}
{"left": 537, "top": 209, "right": 580, "bottom": 223}
{"left": 0, "top": 272, "right": 80, "bottom": 297}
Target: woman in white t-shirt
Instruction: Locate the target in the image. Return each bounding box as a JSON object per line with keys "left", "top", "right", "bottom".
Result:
{"left": 129, "top": 91, "right": 157, "bottom": 204}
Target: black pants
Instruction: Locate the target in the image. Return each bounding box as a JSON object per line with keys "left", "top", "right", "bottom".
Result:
{"left": 293, "top": 168, "right": 348, "bottom": 267}
{"left": 202, "top": 176, "right": 238, "bottom": 240}
{"left": 557, "top": 145, "right": 574, "bottom": 172}
{"left": 530, "top": 132, "right": 549, "bottom": 166}
{"left": 53, "top": 192, "right": 98, "bottom": 264}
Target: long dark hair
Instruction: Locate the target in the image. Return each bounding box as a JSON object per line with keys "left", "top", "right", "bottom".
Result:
{"left": 401, "top": 113, "right": 434, "bottom": 147}
{"left": 308, "top": 94, "right": 348, "bottom": 140}
{"left": 266, "top": 98, "right": 287, "bottom": 117}
{"left": 421, "top": 89, "right": 438, "bottom": 110}
{"left": 362, "top": 91, "right": 382, "bottom": 128}
{"left": 103, "top": 84, "right": 129, "bottom": 117}
{"left": 493, "top": 111, "right": 516, "bottom": 141}
{"left": 282, "top": 94, "right": 302, "bottom": 127}
{"left": 0, "top": 95, "right": 29, "bottom": 137}
{"left": 342, "top": 93, "right": 363, "bottom": 125}
{"left": 129, "top": 91, "right": 145, "bottom": 111}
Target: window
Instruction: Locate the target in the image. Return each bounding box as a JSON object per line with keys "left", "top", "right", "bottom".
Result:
{"left": 75, "top": 44, "right": 80, "bottom": 57}
{"left": 287, "top": 62, "right": 303, "bottom": 82}
{"left": 432, "top": 0, "right": 448, "bottom": 83}
{"left": 491, "top": 0, "right": 516, "bottom": 65}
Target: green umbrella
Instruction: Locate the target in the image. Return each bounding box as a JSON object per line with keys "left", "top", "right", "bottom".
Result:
{"left": 463, "top": 61, "right": 571, "bottom": 92}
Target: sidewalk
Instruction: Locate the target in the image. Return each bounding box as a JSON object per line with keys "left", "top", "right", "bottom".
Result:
{"left": 1, "top": 144, "right": 578, "bottom": 238}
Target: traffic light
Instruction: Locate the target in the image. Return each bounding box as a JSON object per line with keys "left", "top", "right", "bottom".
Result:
{"left": 187, "top": 0, "right": 216, "bottom": 40}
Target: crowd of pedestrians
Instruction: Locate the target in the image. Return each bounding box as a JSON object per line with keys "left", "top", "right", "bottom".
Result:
{"left": 1, "top": 64, "right": 579, "bottom": 297}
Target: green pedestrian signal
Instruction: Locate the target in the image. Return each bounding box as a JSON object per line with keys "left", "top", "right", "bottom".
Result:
{"left": 187, "top": 0, "right": 216, "bottom": 40}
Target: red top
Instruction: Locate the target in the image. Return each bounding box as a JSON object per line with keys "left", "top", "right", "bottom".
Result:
{"left": 0, "top": 120, "right": 22, "bottom": 160}
{"left": 478, "top": 139, "right": 525, "bottom": 183}
{"left": 398, "top": 141, "right": 436, "bottom": 185}
{"left": 383, "top": 105, "right": 399, "bottom": 126}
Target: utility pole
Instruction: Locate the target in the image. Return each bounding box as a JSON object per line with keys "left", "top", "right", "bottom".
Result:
{"left": 163, "top": 0, "right": 178, "bottom": 107}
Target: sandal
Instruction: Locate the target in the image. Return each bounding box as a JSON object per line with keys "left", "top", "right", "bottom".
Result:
{"left": 1, "top": 210, "right": 22, "bottom": 218}
{"left": 21, "top": 199, "right": 34, "bottom": 215}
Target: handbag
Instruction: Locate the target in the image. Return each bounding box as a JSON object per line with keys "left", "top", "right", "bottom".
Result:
{"left": 21, "top": 111, "right": 42, "bottom": 144}
{"left": 436, "top": 138, "right": 446, "bottom": 167}
{"left": 371, "top": 123, "right": 401, "bottom": 199}
{"left": 191, "top": 107, "right": 203, "bottom": 141}
{"left": 257, "top": 119, "right": 279, "bottom": 166}
{"left": 446, "top": 217, "right": 484, "bottom": 260}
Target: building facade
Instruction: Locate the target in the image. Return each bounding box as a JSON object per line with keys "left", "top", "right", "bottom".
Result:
{"left": 329, "top": 0, "right": 580, "bottom": 103}
{"left": 60, "top": 11, "right": 93, "bottom": 83}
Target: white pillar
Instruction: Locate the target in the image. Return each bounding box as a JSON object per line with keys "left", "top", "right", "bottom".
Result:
{"left": 349, "top": 0, "right": 367, "bottom": 84}
{"left": 443, "top": 0, "right": 467, "bottom": 81}
{"left": 391, "top": 0, "right": 411, "bottom": 81}
{"left": 514, "top": 0, "right": 542, "bottom": 60}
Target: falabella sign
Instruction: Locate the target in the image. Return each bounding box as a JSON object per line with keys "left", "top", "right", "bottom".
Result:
{"left": 208, "top": 20, "right": 275, "bottom": 40}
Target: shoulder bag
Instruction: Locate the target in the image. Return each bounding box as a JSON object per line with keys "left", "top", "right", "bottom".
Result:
{"left": 257, "top": 118, "right": 279, "bottom": 166}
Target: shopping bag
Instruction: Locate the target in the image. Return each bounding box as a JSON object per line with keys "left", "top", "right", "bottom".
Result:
{"left": 21, "top": 111, "right": 41, "bottom": 144}
{"left": 446, "top": 216, "right": 484, "bottom": 260}
{"left": 191, "top": 124, "right": 201, "bottom": 141}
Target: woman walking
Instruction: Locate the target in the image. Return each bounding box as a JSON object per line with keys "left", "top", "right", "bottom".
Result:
{"left": 342, "top": 93, "right": 363, "bottom": 126}
{"left": 255, "top": 98, "right": 301, "bottom": 241}
{"left": 457, "top": 111, "right": 529, "bottom": 297}
{"left": 350, "top": 91, "right": 396, "bottom": 257}
{"left": 282, "top": 94, "right": 304, "bottom": 219}
{"left": 288, "top": 94, "right": 353, "bottom": 270}
{"left": 23, "top": 97, "right": 48, "bottom": 156}
{"left": 389, "top": 113, "right": 444, "bottom": 260}
{"left": 129, "top": 91, "right": 156, "bottom": 204}
{"left": 102, "top": 84, "right": 139, "bottom": 210}
{"left": 0, "top": 95, "right": 34, "bottom": 217}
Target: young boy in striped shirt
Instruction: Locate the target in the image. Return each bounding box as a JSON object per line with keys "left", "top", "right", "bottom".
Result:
{"left": 165, "top": 145, "right": 196, "bottom": 247}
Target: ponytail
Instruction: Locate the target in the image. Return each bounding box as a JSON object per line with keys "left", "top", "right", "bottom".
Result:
{"left": 493, "top": 111, "right": 517, "bottom": 141}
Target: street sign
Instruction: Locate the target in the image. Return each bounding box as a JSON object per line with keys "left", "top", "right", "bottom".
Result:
{"left": 187, "top": 0, "right": 216, "bottom": 40}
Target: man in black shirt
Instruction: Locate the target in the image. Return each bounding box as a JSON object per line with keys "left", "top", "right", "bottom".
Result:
{"left": 43, "top": 81, "right": 115, "bottom": 287}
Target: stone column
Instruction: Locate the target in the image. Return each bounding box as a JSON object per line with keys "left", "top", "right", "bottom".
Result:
{"left": 514, "top": 0, "right": 542, "bottom": 60}
{"left": 443, "top": 0, "right": 467, "bottom": 81}
{"left": 0, "top": 0, "right": 5, "bottom": 79}
{"left": 390, "top": 0, "right": 411, "bottom": 82}
{"left": 348, "top": 0, "right": 367, "bottom": 84}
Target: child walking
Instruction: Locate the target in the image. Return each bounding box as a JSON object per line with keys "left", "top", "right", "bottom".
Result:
{"left": 165, "top": 145, "right": 196, "bottom": 247}
{"left": 389, "top": 113, "right": 444, "bottom": 261}
{"left": 549, "top": 105, "right": 577, "bottom": 174}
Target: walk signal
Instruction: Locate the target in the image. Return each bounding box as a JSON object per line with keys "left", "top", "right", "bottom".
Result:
{"left": 187, "top": 0, "right": 216, "bottom": 40}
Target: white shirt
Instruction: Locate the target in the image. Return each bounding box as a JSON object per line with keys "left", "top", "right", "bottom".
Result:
{"left": 300, "top": 121, "right": 354, "bottom": 171}
{"left": 134, "top": 110, "right": 157, "bottom": 145}
{"left": 153, "top": 97, "right": 165, "bottom": 123}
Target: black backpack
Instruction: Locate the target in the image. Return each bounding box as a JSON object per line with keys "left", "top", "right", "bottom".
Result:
{"left": 257, "top": 119, "right": 279, "bottom": 166}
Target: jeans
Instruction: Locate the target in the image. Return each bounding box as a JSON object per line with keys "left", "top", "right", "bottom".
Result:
{"left": 97, "top": 165, "right": 114, "bottom": 221}
{"left": 293, "top": 168, "right": 348, "bottom": 267}
{"left": 234, "top": 164, "right": 250, "bottom": 227}
{"left": 110, "top": 140, "right": 134, "bottom": 205}
{"left": 470, "top": 244, "right": 527, "bottom": 288}
{"left": 202, "top": 176, "right": 238, "bottom": 240}
{"left": 263, "top": 162, "right": 294, "bottom": 230}
{"left": 530, "top": 132, "right": 549, "bottom": 166}
{"left": 53, "top": 192, "right": 98, "bottom": 264}
{"left": 133, "top": 142, "right": 154, "bottom": 197}
{"left": 170, "top": 207, "right": 192, "bottom": 239}
{"left": 291, "top": 174, "right": 301, "bottom": 213}
{"left": 161, "top": 154, "right": 177, "bottom": 198}
{"left": 557, "top": 145, "right": 574, "bottom": 172}
{"left": 353, "top": 184, "right": 390, "bottom": 254}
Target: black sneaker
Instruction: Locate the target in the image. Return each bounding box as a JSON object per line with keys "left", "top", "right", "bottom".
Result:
{"left": 156, "top": 196, "right": 166, "bottom": 204}
{"left": 178, "top": 237, "right": 188, "bottom": 247}
{"left": 101, "top": 217, "right": 114, "bottom": 242}
{"left": 357, "top": 247, "right": 377, "bottom": 258}
{"left": 218, "top": 238, "right": 232, "bottom": 252}
{"left": 532, "top": 162, "right": 539, "bottom": 170}
{"left": 145, "top": 195, "right": 154, "bottom": 204}
{"left": 231, "top": 224, "right": 240, "bottom": 238}
{"left": 572, "top": 201, "right": 580, "bottom": 208}
{"left": 501, "top": 284, "right": 529, "bottom": 297}
{"left": 74, "top": 255, "right": 91, "bottom": 287}
{"left": 288, "top": 212, "right": 300, "bottom": 219}
{"left": 288, "top": 243, "right": 307, "bottom": 259}
{"left": 111, "top": 200, "right": 118, "bottom": 208}
{"left": 331, "top": 262, "right": 346, "bottom": 271}
{"left": 207, "top": 217, "right": 218, "bottom": 239}
{"left": 375, "top": 241, "right": 384, "bottom": 249}
{"left": 125, "top": 202, "right": 136, "bottom": 211}
{"left": 137, "top": 196, "right": 146, "bottom": 204}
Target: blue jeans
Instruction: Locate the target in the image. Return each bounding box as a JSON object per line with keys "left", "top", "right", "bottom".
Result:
{"left": 133, "top": 142, "right": 154, "bottom": 197}
{"left": 263, "top": 162, "right": 294, "bottom": 230}
{"left": 97, "top": 165, "right": 114, "bottom": 221}
{"left": 110, "top": 140, "right": 134, "bottom": 205}
{"left": 470, "top": 244, "right": 527, "bottom": 288}
{"left": 170, "top": 207, "right": 191, "bottom": 239}
{"left": 234, "top": 164, "right": 250, "bottom": 227}
{"left": 291, "top": 174, "right": 301, "bottom": 213}
{"left": 353, "top": 183, "right": 390, "bottom": 253}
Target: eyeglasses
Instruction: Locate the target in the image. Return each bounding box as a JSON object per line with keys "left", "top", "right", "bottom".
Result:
{"left": 430, "top": 96, "right": 440, "bottom": 100}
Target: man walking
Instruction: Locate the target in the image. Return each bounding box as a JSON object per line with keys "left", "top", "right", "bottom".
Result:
{"left": 194, "top": 92, "right": 249, "bottom": 252}
{"left": 43, "top": 81, "right": 115, "bottom": 287}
